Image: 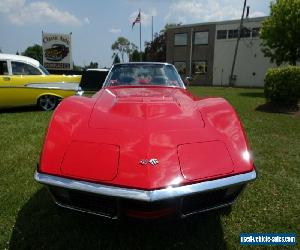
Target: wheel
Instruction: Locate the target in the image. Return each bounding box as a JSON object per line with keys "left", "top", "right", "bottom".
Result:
{"left": 38, "top": 95, "right": 59, "bottom": 111}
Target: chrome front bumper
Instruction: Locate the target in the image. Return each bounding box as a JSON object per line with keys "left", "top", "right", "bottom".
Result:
{"left": 35, "top": 170, "right": 256, "bottom": 218}
{"left": 35, "top": 170, "right": 256, "bottom": 202}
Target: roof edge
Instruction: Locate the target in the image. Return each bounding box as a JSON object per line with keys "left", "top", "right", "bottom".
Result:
{"left": 166, "top": 16, "right": 268, "bottom": 30}
{"left": 0, "top": 53, "right": 40, "bottom": 66}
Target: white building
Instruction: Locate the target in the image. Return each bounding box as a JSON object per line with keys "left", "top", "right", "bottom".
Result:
{"left": 166, "top": 16, "right": 276, "bottom": 87}
{"left": 213, "top": 17, "right": 275, "bottom": 87}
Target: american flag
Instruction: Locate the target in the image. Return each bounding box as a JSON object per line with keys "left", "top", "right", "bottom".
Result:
{"left": 132, "top": 11, "right": 141, "bottom": 29}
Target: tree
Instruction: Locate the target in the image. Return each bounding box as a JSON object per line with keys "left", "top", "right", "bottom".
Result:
{"left": 260, "top": 0, "right": 300, "bottom": 66}
{"left": 111, "top": 37, "right": 130, "bottom": 62}
{"left": 128, "top": 43, "right": 139, "bottom": 61}
{"left": 144, "top": 32, "right": 166, "bottom": 62}
{"left": 73, "top": 63, "right": 83, "bottom": 71}
{"left": 144, "top": 23, "right": 181, "bottom": 62}
{"left": 111, "top": 37, "right": 138, "bottom": 62}
{"left": 130, "top": 49, "right": 142, "bottom": 62}
{"left": 112, "top": 52, "right": 121, "bottom": 64}
{"left": 22, "top": 44, "right": 43, "bottom": 64}
{"left": 84, "top": 61, "right": 98, "bottom": 69}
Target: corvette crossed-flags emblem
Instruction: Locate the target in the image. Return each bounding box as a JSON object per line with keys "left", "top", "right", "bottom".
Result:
{"left": 139, "top": 159, "right": 158, "bottom": 166}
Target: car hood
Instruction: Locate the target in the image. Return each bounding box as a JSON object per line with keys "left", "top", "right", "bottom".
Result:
{"left": 89, "top": 87, "right": 205, "bottom": 130}
{"left": 43, "top": 86, "right": 253, "bottom": 190}
{"left": 79, "top": 87, "right": 211, "bottom": 189}
{"left": 60, "top": 87, "right": 207, "bottom": 189}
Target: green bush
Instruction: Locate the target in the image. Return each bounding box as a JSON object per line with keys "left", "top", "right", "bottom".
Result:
{"left": 264, "top": 66, "right": 300, "bottom": 107}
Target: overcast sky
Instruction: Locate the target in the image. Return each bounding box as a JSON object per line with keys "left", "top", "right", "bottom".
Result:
{"left": 0, "top": 0, "right": 271, "bottom": 67}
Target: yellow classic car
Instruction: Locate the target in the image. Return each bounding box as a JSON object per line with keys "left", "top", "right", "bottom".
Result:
{"left": 0, "top": 54, "right": 81, "bottom": 111}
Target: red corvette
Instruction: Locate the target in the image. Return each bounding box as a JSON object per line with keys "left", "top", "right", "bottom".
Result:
{"left": 35, "top": 63, "right": 256, "bottom": 219}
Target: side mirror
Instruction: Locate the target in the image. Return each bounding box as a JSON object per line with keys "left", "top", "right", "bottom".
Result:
{"left": 184, "top": 76, "right": 193, "bottom": 86}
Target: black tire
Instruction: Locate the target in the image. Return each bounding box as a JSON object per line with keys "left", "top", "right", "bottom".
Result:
{"left": 37, "top": 95, "right": 59, "bottom": 111}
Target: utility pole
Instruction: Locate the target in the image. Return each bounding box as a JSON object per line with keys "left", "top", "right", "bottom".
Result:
{"left": 139, "top": 9, "right": 142, "bottom": 62}
{"left": 189, "top": 27, "right": 194, "bottom": 78}
{"left": 229, "top": 0, "right": 247, "bottom": 86}
{"left": 151, "top": 16, "right": 154, "bottom": 43}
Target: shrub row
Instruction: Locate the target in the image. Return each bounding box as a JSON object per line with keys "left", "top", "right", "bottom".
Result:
{"left": 264, "top": 66, "right": 300, "bottom": 107}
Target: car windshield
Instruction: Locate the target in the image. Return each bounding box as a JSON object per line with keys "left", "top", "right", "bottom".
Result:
{"left": 104, "top": 63, "right": 184, "bottom": 88}
{"left": 39, "top": 64, "right": 50, "bottom": 75}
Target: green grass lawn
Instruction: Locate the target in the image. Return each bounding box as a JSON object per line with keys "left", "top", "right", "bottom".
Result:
{"left": 0, "top": 87, "right": 299, "bottom": 250}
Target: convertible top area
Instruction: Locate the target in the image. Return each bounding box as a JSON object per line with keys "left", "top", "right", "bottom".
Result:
{"left": 104, "top": 63, "right": 185, "bottom": 88}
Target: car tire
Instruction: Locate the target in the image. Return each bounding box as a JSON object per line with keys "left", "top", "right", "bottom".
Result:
{"left": 37, "top": 95, "right": 60, "bottom": 111}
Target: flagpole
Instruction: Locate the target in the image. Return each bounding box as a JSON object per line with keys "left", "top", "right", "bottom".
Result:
{"left": 139, "top": 9, "right": 142, "bottom": 62}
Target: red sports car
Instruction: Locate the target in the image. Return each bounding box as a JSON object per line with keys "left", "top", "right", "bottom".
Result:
{"left": 35, "top": 62, "right": 256, "bottom": 219}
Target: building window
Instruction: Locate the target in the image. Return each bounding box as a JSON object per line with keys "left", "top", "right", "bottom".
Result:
{"left": 194, "top": 31, "right": 208, "bottom": 45}
{"left": 192, "top": 61, "right": 207, "bottom": 74}
{"left": 240, "top": 27, "right": 251, "bottom": 38}
{"left": 174, "top": 61, "right": 187, "bottom": 75}
{"left": 228, "top": 29, "right": 239, "bottom": 39}
{"left": 217, "top": 30, "right": 227, "bottom": 39}
{"left": 252, "top": 27, "right": 260, "bottom": 37}
{"left": 174, "top": 33, "right": 187, "bottom": 46}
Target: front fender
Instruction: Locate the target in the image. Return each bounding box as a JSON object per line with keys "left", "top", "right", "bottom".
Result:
{"left": 39, "top": 96, "right": 95, "bottom": 175}
{"left": 197, "top": 97, "right": 254, "bottom": 174}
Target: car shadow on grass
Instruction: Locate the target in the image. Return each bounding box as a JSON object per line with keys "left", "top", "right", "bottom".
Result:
{"left": 0, "top": 106, "right": 40, "bottom": 114}
{"left": 9, "top": 188, "right": 228, "bottom": 250}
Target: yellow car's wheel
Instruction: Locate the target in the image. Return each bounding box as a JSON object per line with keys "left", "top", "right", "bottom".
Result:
{"left": 37, "top": 95, "right": 60, "bottom": 111}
